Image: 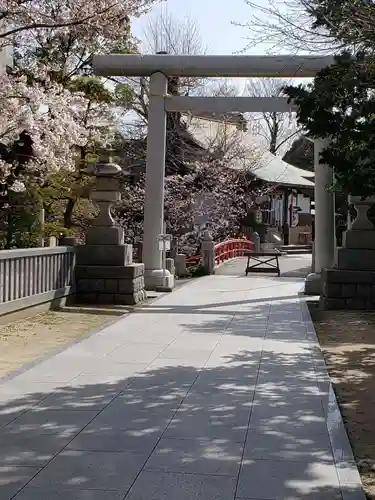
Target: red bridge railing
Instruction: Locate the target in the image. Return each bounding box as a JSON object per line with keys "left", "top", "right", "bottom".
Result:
{"left": 185, "top": 238, "right": 254, "bottom": 270}
{"left": 214, "top": 238, "right": 254, "bottom": 266}
{"left": 185, "top": 254, "right": 201, "bottom": 269}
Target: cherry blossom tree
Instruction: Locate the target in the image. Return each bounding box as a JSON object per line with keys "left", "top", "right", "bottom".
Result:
{"left": 0, "top": 70, "right": 91, "bottom": 247}
{"left": 117, "top": 161, "right": 255, "bottom": 255}
{"left": 0, "top": 72, "right": 88, "bottom": 194}
{"left": 0, "top": 0, "right": 150, "bottom": 238}
{"left": 0, "top": 0, "right": 157, "bottom": 45}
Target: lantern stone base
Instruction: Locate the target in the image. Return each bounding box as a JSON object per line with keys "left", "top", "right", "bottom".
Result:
{"left": 304, "top": 272, "right": 322, "bottom": 295}
{"left": 75, "top": 262, "right": 146, "bottom": 305}
{"left": 320, "top": 228, "right": 375, "bottom": 310}
{"left": 76, "top": 243, "right": 132, "bottom": 267}
{"left": 320, "top": 268, "right": 375, "bottom": 310}
{"left": 145, "top": 268, "right": 174, "bottom": 292}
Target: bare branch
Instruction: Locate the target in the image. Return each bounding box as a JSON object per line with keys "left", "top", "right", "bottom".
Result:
{"left": 245, "top": 77, "right": 301, "bottom": 154}
{"left": 187, "top": 116, "right": 260, "bottom": 169}
{"left": 142, "top": 11, "right": 207, "bottom": 56}
{"left": 233, "top": 0, "right": 345, "bottom": 54}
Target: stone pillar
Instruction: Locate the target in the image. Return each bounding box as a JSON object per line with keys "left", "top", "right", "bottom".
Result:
{"left": 201, "top": 230, "right": 215, "bottom": 274}
{"left": 75, "top": 159, "right": 146, "bottom": 305}
{"left": 175, "top": 254, "right": 187, "bottom": 277}
{"left": 142, "top": 71, "right": 174, "bottom": 291}
{"left": 251, "top": 232, "right": 260, "bottom": 253}
{"left": 305, "top": 138, "right": 336, "bottom": 295}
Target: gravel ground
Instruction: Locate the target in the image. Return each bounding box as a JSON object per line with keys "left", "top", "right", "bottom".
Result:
{"left": 309, "top": 303, "right": 375, "bottom": 500}
{"left": 0, "top": 310, "right": 119, "bottom": 378}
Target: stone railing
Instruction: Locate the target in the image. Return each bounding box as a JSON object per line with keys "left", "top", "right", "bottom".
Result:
{"left": 0, "top": 246, "right": 75, "bottom": 315}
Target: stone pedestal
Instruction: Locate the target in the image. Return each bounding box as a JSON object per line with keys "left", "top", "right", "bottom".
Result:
{"left": 75, "top": 262, "right": 146, "bottom": 305}
{"left": 75, "top": 159, "right": 147, "bottom": 306}
{"left": 321, "top": 196, "right": 375, "bottom": 309}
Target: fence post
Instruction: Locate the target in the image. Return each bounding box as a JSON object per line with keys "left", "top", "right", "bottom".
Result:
{"left": 251, "top": 232, "right": 261, "bottom": 253}
{"left": 201, "top": 230, "right": 215, "bottom": 274}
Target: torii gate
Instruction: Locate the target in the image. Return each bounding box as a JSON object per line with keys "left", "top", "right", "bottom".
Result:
{"left": 93, "top": 54, "right": 335, "bottom": 293}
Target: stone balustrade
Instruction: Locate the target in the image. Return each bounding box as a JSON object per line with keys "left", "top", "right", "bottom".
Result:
{"left": 0, "top": 246, "right": 75, "bottom": 315}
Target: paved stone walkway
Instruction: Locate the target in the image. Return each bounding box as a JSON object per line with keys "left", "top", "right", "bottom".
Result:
{"left": 0, "top": 256, "right": 365, "bottom": 499}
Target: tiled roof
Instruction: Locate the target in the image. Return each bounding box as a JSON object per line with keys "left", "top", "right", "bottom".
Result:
{"left": 251, "top": 151, "right": 315, "bottom": 187}
{"left": 186, "top": 116, "right": 314, "bottom": 187}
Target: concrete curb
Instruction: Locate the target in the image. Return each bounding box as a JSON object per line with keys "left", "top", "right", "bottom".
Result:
{"left": 299, "top": 294, "right": 366, "bottom": 500}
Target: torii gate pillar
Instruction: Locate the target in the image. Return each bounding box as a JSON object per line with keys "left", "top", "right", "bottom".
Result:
{"left": 305, "top": 138, "right": 336, "bottom": 294}
{"left": 142, "top": 71, "right": 174, "bottom": 291}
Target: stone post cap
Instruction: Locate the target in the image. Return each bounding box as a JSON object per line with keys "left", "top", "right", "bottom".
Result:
{"left": 82, "top": 162, "right": 122, "bottom": 177}
{"left": 202, "top": 229, "right": 213, "bottom": 241}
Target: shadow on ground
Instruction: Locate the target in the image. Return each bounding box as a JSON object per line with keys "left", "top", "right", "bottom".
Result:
{"left": 0, "top": 297, "right": 363, "bottom": 499}
{"left": 281, "top": 265, "right": 312, "bottom": 278}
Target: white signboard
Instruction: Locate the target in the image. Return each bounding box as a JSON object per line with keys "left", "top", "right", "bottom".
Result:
{"left": 158, "top": 234, "right": 172, "bottom": 251}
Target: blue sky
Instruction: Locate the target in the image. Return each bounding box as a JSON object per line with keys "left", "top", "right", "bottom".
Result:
{"left": 131, "top": 0, "right": 274, "bottom": 92}
{"left": 131, "top": 0, "right": 266, "bottom": 55}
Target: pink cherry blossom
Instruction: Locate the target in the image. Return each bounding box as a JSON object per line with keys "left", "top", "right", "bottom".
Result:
{"left": 0, "top": 72, "right": 88, "bottom": 185}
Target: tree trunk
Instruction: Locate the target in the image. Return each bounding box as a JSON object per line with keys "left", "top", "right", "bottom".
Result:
{"left": 64, "top": 198, "right": 75, "bottom": 228}
{"left": 4, "top": 209, "right": 14, "bottom": 249}
{"left": 269, "top": 113, "right": 279, "bottom": 154}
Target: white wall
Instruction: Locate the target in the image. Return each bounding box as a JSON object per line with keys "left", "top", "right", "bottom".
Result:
{"left": 0, "top": 22, "right": 13, "bottom": 75}
{"left": 297, "top": 193, "right": 310, "bottom": 213}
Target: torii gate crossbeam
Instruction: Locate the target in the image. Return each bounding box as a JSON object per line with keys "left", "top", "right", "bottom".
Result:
{"left": 93, "top": 54, "right": 335, "bottom": 78}
{"left": 93, "top": 54, "right": 336, "bottom": 293}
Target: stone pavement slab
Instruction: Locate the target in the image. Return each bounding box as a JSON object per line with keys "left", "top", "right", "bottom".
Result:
{"left": 0, "top": 256, "right": 366, "bottom": 500}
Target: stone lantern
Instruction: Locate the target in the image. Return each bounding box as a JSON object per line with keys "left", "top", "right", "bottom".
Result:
{"left": 321, "top": 195, "right": 375, "bottom": 309}
{"left": 75, "top": 156, "right": 146, "bottom": 305}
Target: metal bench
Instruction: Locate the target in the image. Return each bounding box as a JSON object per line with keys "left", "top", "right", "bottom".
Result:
{"left": 244, "top": 251, "right": 281, "bottom": 277}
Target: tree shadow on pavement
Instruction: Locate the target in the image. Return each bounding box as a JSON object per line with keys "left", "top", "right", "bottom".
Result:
{"left": 280, "top": 265, "right": 312, "bottom": 278}
{"left": 0, "top": 331, "right": 365, "bottom": 499}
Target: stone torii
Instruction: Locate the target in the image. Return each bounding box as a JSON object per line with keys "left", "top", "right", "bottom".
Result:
{"left": 93, "top": 53, "right": 335, "bottom": 293}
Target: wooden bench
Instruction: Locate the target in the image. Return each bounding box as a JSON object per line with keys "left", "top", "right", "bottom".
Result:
{"left": 244, "top": 251, "right": 281, "bottom": 277}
